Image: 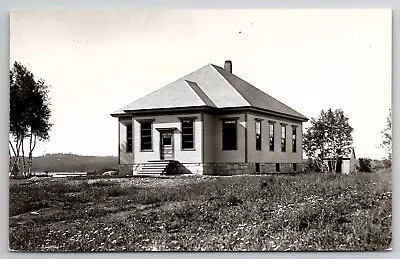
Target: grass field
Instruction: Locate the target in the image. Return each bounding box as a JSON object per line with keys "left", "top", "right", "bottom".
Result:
{"left": 9, "top": 170, "right": 392, "bottom": 251}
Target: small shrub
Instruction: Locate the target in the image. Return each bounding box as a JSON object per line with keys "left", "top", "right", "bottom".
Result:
{"left": 260, "top": 177, "right": 278, "bottom": 189}
{"left": 358, "top": 158, "right": 372, "bottom": 172}
{"left": 382, "top": 159, "right": 392, "bottom": 169}
{"left": 226, "top": 195, "right": 242, "bottom": 206}
{"left": 304, "top": 158, "right": 321, "bottom": 172}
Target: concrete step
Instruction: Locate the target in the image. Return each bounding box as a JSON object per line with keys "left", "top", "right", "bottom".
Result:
{"left": 139, "top": 172, "right": 164, "bottom": 175}
{"left": 140, "top": 169, "right": 165, "bottom": 173}
{"left": 140, "top": 168, "right": 166, "bottom": 171}
{"left": 142, "top": 163, "right": 169, "bottom": 166}
{"left": 142, "top": 165, "right": 167, "bottom": 170}
{"left": 147, "top": 160, "right": 174, "bottom": 163}
{"left": 137, "top": 160, "right": 172, "bottom": 175}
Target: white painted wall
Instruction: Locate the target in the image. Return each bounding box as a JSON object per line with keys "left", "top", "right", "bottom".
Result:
{"left": 132, "top": 113, "right": 202, "bottom": 163}
{"left": 118, "top": 117, "right": 134, "bottom": 164}
{"left": 119, "top": 111, "right": 304, "bottom": 165}
{"left": 342, "top": 160, "right": 350, "bottom": 174}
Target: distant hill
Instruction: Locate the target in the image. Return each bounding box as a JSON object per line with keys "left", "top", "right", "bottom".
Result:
{"left": 28, "top": 153, "right": 118, "bottom": 173}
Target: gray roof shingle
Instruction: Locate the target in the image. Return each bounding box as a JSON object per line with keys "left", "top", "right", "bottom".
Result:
{"left": 112, "top": 63, "right": 307, "bottom": 121}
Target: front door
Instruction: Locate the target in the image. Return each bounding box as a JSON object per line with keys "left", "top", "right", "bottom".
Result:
{"left": 160, "top": 131, "right": 174, "bottom": 160}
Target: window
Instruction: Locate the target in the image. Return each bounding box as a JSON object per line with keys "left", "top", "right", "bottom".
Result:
{"left": 222, "top": 119, "right": 237, "bottom": 150}
{"left": 163, "top": 135, "right": 172, "bottom": 145}
{"left": 269, "top": 123, "right": 275, "bottom": 151}
{"left": 281, "top": 125, "right": 287, "bottom": 152}
{"left": 255, "top": 120, "right": 262, "bottom": 151}
{"left": 181, "top": 119, "right": 194, "bottom": 150}
{"left": 255, "top": 163, "right": 261, "bottom": 173}
{"left": 292, "top": 126, "right": 297, "bottom": 153}
{"left": 293, "top": 163, "right": 297, "bottom": 172}
{"left": 276, "top": 163, "right": 280, "bottom": 172}
{"left": 140, "top": 122, "right": 152, "bottom": 151}
{"left": 126, "top": 124, "right": 132, "bottom": 152}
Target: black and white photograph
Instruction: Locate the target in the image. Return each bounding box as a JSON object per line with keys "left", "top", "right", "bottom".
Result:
{"left": 8, "top": 9, "right": 392, "bottom": 251}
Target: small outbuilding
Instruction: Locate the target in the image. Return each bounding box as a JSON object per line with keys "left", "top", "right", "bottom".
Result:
{"left": 322, "top": 148, "right": 357, "bottom": 174}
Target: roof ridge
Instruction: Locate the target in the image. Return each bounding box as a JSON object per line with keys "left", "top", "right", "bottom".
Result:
{"left": 117, "top": 64, "right": 212, "bottom": 112}
{"left": 184, "top": 80, "right": 217, "bottom": 107}
{"left": 209, "top": 64, "right": 251, "bottom": 107}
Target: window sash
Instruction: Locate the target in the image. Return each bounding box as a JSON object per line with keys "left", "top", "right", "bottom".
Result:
{"left": 222, "top": 119, "right": 237, "bottom": 150}
{"left": 182, "top": 141, "right": 194, "bottom": 149}
{"left": 126, "top": 124, "right": 132, "bottom": 152}
{"left": 292, "top": 127, "right": 297, "bottom": 152}
{"left": 181, "top": 120, "right": 194, "bottom": 150}
{"left": 256, "top": 121, "right": 262, "bottom": 151}
{"left": 281, "top": 125, "right": 286, "bottom": 152}
{"left": 269, "top": 124, "right": 274, "bottom": 151}
{"left": 140, "top": 122, "right": 152, "bottom": 150}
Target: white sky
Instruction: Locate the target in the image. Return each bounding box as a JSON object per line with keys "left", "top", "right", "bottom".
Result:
{"left": 9, "top": 9, "right": 392, "bottom": 159}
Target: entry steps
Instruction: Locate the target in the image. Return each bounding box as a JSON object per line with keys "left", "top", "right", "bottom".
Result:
{"left": 137, "top": 160, "right": 172, "bottom": 175}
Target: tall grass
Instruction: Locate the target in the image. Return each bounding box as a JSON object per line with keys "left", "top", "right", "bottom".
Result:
{"left": 9, "top": 170, "right": 391, "bottom": 251}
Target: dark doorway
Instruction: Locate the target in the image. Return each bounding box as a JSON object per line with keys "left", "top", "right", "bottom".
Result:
{"left": 160, "top": 131, "right": 174, "bottom": 160}
{"left": 336, "top": 159, "right": 342, "bottom": 173}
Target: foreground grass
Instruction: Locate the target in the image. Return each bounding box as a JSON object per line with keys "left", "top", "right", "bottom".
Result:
{"left": 9, "top": 170, "right": 392, "bottom": 251}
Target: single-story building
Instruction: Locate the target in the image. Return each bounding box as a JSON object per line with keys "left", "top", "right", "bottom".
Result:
{"left": 111, "top": 60, "right": 308, "bottom": 176}
{"left": 322, "top": 148, "right": 358, "bottom": 174}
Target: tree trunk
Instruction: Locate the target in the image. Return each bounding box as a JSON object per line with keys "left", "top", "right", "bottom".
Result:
{"left": 16, "top": 138, "right": 22, "bottom": 176}
{"left": 10, "top": 138, "right": 23, "bottom": 177}
{"left": 328, "top": 160, "right": 332, "bottom": 172}
{"left": 8, "top": 147, "right": 12, "bottom": 177}
{"left": 331, "top": 160, "right": 337, "bottom": 173}
{"left": 28, "top": 134, "right": 36, "bottom": 177}
{"left": 21, "top": 138, "right": 26, "bottom": 177}
{"left": 9, "top": 140, "right": 17, "bottom": 176}
{"left": 335, "top": 158, "right": 342, "bottom": 173}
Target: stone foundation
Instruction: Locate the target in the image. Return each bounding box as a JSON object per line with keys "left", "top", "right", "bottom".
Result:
{"left": 170, "top": 162, "right": 204, "bottom": 175}
{"left": 204, "top": 163, "right": 250, "bottom": 175}
{"left": 118, "top": 163, "right": 146, "bottom": 176}
{"left": 204, "top": 162, "right": 303, "bottom": 175}
{"left": 118, "top": 164, "right": 134, "bottom": 176}
{"left": 119, "top": 162, "right": 302, "bottom": 176}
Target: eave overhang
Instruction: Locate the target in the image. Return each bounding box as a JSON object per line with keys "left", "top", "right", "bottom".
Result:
{"left": 111, "top": 105, "right": 308, "bottom": 123}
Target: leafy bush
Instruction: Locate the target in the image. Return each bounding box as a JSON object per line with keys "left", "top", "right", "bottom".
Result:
{"left": 225, "top": 195, "right": 243, "bottom": 206}
{"left": 358, "top": 158, "right": 372, "bottom": 172}
{"left": 382, "top": 159, "right": 392, "bottom": 169}
{"left": 303, "top": 158, "right": 321, "bottom": 172}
